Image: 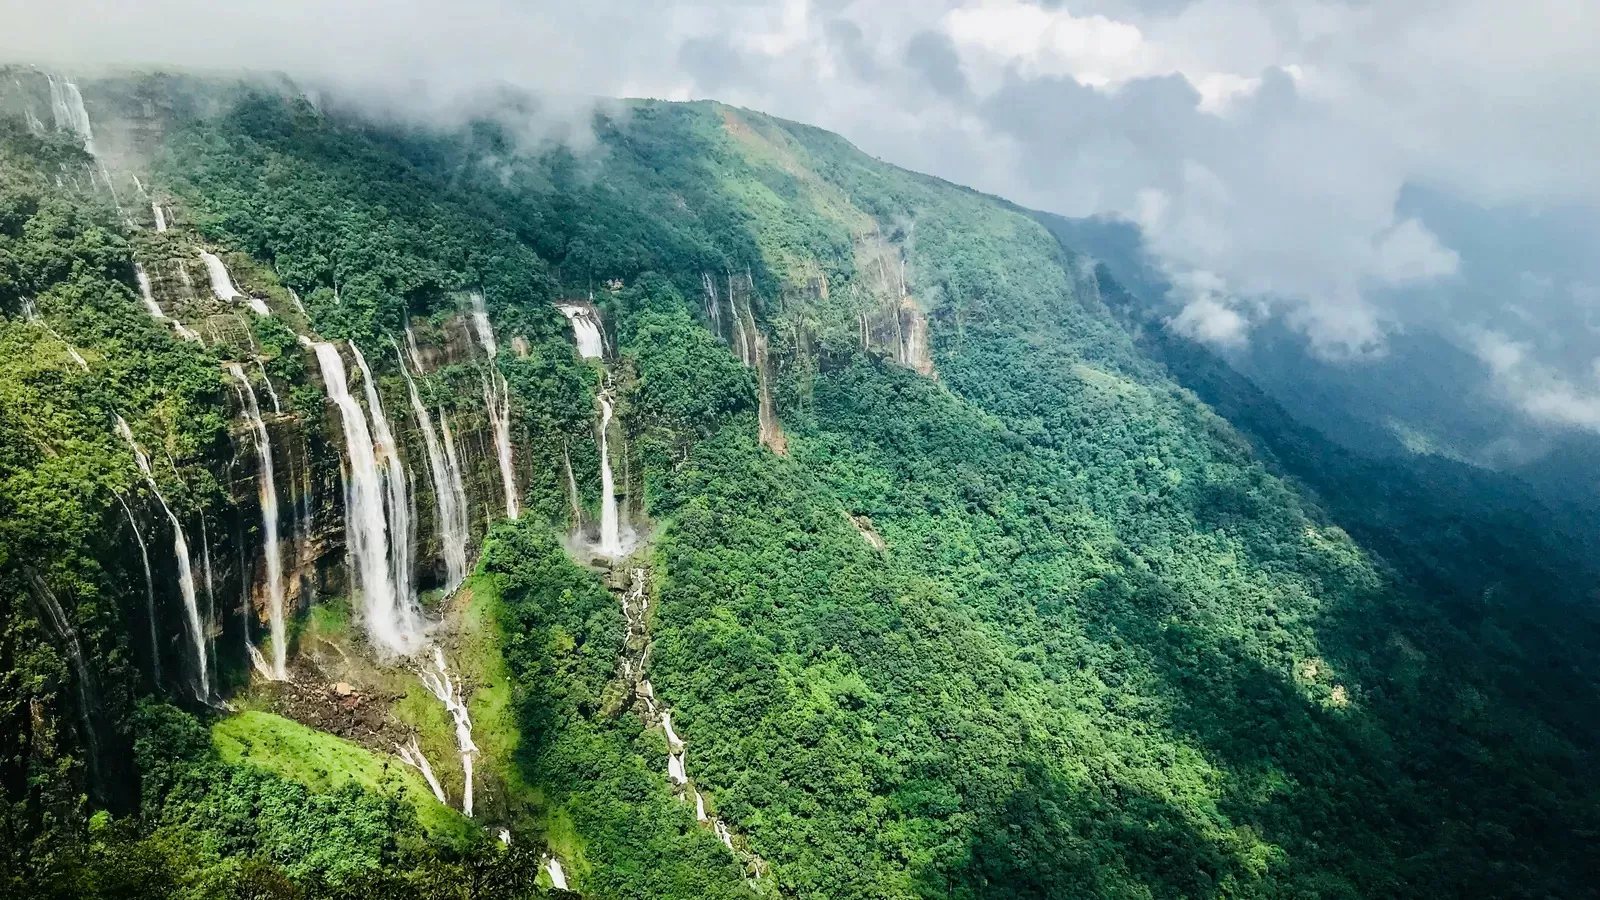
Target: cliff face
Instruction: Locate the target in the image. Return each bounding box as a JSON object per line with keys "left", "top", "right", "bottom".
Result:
{"left": 4, "top": 69, "right": 1600, "bottom": 900}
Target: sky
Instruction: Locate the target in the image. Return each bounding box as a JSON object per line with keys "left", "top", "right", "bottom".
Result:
{"left": 4, "top": 0, "right": 1599, "bottom": 433}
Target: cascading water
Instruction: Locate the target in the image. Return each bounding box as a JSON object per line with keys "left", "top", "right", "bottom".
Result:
{"left": 256, "top": 360, "right": 282, "bottom": 413}
{"left": 468, "top": 294, "right": 519, "bottom": 520}
{"left": 136, "top": 263, "right": 201, "bottom": 341}
{"left": 47, "top": 75, "right": 94, "bottom": 153}
{"left": 396, "top": 736, "right": 449, "bottom": 805}
{"left": 152, "top": 204, "right": 167, "bottom": 232}
{"left": 420, "top": 648, "right": 477, "bottom": 817}
{"left": 199, "top": 250, "right": 270, "bottom": 315}
{"left": 615, "top": 567, "right": 756, "bottom": 869}
{"left": 115, "top": 415, "right": 209, "bottom": 699}
{"left": 545, "top": 857, "right": 570, "bottom": 891}
{"left": 308, "top": 340, "right": 421, "bottom": 656}
{"left": 393, "top": 335, "right": 469, "bottom": 592}
{"left": 596, "top": 390, "right": 624, "bottom": 558}
{"left": 115, "top": 493, "right": 161, "bottom": 683}
{"left": 563, "top": 443, "right": 583, "bottom": 528}
{"left": 351, "top": 343, "right": 415, "bottom": 627}
{"left": 227, "top": 363, "right": 287, "bottom": 680}
{"left": 558, "top": 304, "right": 605, "bottom": 358}
{"left": 24, "top": 301, "right": 90, "bottom": 371}
{"left": 26, "top": 573, "right": 101, "bottom": 784}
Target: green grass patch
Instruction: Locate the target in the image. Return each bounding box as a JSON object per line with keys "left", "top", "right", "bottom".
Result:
{"left": 213, "top": 710, "right": 476, "bottom": 845}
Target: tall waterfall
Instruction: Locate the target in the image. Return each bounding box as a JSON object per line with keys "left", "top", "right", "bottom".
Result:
{"left": 308, "top": 341, "right": 422, "bottom": 656}
{"left": 115, "top": 415, "right": 208, "bottom": 698}
{"left": 468, "top": 294, "right": 519, "bottom": 519}
{"left": 393, "top": 335, "right": 469, "bottom": 592}
{"left": 596, "top": 391, "right": 623, "bottom": 558}
{"left": 115, "top": 493, "right": 161, "bottom": 683}
{"left": 420, "top": 648, "right": 477, "bottom": 817}
{"left": 135, "top": 264, "right": 200, "bottom": 341}
{"left": 227, "top": 363, "right": 287, "bottom": 680}
{"left": 351, "top": 343, "right": 414, "bottom": 623}
{"left": 47, "top": 76, "right": 94, "bottom": 154}
{"left": 152, "top": 204, "right": 167, "bottom": 232}
{"left": 558, "top": 304, "right": 605, "bottom": 358}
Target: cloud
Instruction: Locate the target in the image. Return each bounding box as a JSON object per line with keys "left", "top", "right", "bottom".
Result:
{"left": 1473, "top": 331, "right": 1600, "bottom": 432}
{"left": 3, "top": 0, "right": 1598, "bottom": 372}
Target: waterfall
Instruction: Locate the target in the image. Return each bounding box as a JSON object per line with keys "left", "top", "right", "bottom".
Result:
{"left": 595, "top": 392, "right": 625, "bottom": 558}
{"left": 393, "top": 335, "right": 469, "bottom": 592}
{"left": 136, "top": 264, "right": 200, "bottom": 341}
{"left": 152, "top": 204, "right": 167, "bottom": 232}
{"left": 199, "top": 251, "right": 270, "bottom": 315}
{"left": 25, "top": 302, "right": 89, "bottom": 371}
{"left": 115, "top": 415, "right": 209, "bottom": 699}
{"left": 26, "top": 573, "right": 101, "bottom": 783}
{"left": 135, "top": 265, "right": 163, "bottom": 319}
{"left": 563, "top": 443, "right": 583, "bottom": 527}
{"left": 351, "top": 343, "right": 415, "bottom": 624}
{"left": 468, "top": 294, "right": 519, "bottom": 519}
{"left": 47, "top": 76, "right": 94, "bottom": 154}
{"left": 558, "top": 304, "right": 604, "bottom": 358}
{"left": 228, "top": 363, "right": 287, "bottom": 680}
{"left": 198, "top": 251, "right": 240, "bottom": 301}
{"left": 420, "top": 648, "right": 477, "bottom": 817}
{"left": 255, "top": 360, "right": 282, "bottom": 413}
{"left": 308, "top": 340, "right": 422, "bottom": 656}
{"left": 199, "top": 515, "right": 217, "bottom": 655}
{"left": 545, "top": 857, "right": 569, "bottom": 891}
{"left": 396, "top": 736, "right": 448, "bottom": 805}
{"left": 115, "top": 494, "right": 161, "bottom": 684}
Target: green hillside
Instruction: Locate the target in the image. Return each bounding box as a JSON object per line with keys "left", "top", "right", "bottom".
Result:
{"left": 2, "top": 74, "right": 1598, "bottom": 899}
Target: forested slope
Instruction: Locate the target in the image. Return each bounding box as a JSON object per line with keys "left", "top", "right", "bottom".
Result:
{"left": 1, "top": 71, "right": 1597, "bottom": 899}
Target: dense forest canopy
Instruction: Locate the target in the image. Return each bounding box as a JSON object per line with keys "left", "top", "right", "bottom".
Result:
{"left": 0, "top": 70, "right": 1597, "bottom": 900}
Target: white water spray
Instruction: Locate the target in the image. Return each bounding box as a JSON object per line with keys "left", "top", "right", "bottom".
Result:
{"left": 308, "top": 340, "right": 422, "bottom": 656}
{"left": 420, "top": 648, "right": 477, "bottom": 817}
{"left": 228, "top": 363, "right": 287, "bottom": 680}
{"left": 545, "top": 857, "right": 569, "bottom": 891}
{"left": 115, "top": 415, "right": 208, "bottom": 698}
{"left": 394, "top": 334, "right": 469, "bottom": 592}
{"left": 468, "top": 294, "right": 519, "bottom": 520}
{"left": 558, "top": 304, "right": 604, "bottom": 358}
{"left": 152, "top": 204, "right": 167, "bottom": 232}
{"left": 47, "top": 75, "right": 94, "bottom": 154}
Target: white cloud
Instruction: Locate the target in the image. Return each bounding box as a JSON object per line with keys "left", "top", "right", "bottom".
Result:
{"left": 3, "top": 0, "right": 1597, "bottom": 376}
{"left": 1371, "top": 219, "right": 1460, "bottom": 285}
{"left": 1473, "top": 330, "right": 1600, "bottom": 432}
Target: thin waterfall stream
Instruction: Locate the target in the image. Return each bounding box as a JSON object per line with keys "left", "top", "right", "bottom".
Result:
{"left": 227, "top": 363, "right": 287, "bottom": 680}
{"left": 394, "top": 333, "right": 469, "bottom": 592}
{"left": 467, "top": 293, "right": 519, "bottom": 520}
{"left": 115, "top": 415, "right": 209, "bottom": 699}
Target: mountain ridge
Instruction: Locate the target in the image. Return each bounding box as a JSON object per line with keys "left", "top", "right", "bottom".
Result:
{"left": 1, "top": 69, "right": 1597, "bottom": 899}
